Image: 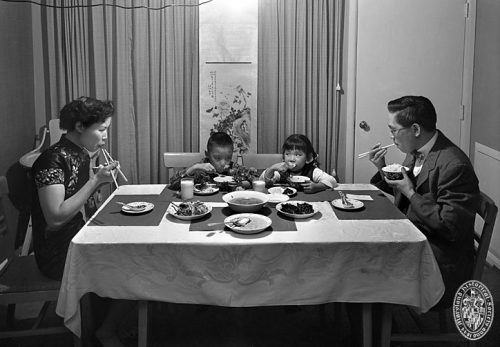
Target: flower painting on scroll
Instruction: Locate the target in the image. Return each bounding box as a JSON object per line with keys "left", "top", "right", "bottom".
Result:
{"left": 200, "top": 64, "right": 257, "bottom": 155}
{"left": 206, "top": 85, "right": 252, "bottom": 154}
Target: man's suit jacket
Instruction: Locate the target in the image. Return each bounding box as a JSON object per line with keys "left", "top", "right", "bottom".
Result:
{"left": 371, "top": 130, "right": 480, "bottom": 308}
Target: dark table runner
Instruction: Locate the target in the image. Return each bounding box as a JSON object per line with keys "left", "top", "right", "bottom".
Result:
{"left": 297, "top": 189, "right": 405, "bottom": 220}
{"left": 89, "top": 194, "right": 171, "bottom": 226}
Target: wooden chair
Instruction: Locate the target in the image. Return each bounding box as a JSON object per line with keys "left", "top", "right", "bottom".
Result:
{"left": 0, "top": 176, "right": 68, "bottom": 340}
{"left": 163, "top": 152, "right": 205, "bottom": 182}
{"left": 240, "top": 153, "right": 282, "bottom": 170}
{"left": 381, "top": 191, "right": 498, "bottom": 346}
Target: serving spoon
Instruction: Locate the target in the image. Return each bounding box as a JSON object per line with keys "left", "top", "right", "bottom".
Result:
{"left": 207, "top": 217, "right": 251, "bottom": 228}
{"left": 116, "top": 201, "right": 147, "bottom": 211}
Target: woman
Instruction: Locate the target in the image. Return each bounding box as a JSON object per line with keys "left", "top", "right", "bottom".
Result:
{"left": 32, "top": 96, "right": 117, "bottom": 280}
{"left": 32, "top": 97, "right": 131, "bottom": 346}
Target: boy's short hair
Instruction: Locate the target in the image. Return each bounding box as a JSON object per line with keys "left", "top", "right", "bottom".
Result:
{"left": 207, "top": 132, "right": 234, "bottom": 152}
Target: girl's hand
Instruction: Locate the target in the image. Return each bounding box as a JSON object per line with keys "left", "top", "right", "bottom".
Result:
{"left": 269, "top": 162, "right": 288, "bottom": 173}
{"left": 301, "top": 182, "right": 326, "bottom": 194}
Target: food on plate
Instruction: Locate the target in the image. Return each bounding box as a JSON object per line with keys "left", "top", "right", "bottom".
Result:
{"left": 230, "top": 197, "right": 264, "bottom": 205}
{"left": 283, "top": 188, "right": 295, "bottom": 196}
{"left": 174, "top": 201, "right": 209, "bottom": 216}
{"left": 280, "top": 202, "right": 314, "bottom": 215}
{"left": 382, "top": 163, "right": 409, "bottom": 180}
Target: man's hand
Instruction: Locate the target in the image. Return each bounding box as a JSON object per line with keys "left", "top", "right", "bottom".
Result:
{"left": 369, "top": 143, "right": 388, "bottom": 170}
{"left": 385, "top": 167, "right": 415, "bottom": 199}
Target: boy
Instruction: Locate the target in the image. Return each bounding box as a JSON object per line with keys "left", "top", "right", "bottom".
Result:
{"left": 169, "top": 132, "right": 236, "bottom": 190}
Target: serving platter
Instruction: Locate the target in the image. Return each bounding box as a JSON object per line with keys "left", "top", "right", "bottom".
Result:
{"left": 275, "top": 201, "right": 318, "bottom": 219}
{"left": 167, "top": 202, "right": 212, "bottom": 221}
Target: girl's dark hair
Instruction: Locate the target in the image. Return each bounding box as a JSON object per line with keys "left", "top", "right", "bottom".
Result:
{"left": 282, "top": 134, "right": 319, "bottom": 166}
{"left": 59, "top": 96, "right": 114, "bottom": 131}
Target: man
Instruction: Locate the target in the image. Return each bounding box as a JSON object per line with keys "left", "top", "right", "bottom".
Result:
{"left": 369, "top": 95, "right": 480, "bottom": 308}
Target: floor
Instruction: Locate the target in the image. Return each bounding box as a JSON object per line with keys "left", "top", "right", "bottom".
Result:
{"left": 2, "top": 264, "right": 500, "bottom": 347}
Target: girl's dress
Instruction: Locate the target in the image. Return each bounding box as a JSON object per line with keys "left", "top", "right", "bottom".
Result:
{"left": 31, "top": 135, "right": 90, "bottom": 280}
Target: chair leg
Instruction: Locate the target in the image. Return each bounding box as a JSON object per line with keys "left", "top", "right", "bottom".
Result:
{"left": 32, "top": 301, "right": 52, "bottom": 329}
{"left": 438, "top": 309, "right": 448, "bottom": 333}
{"left": 380, "top": 304, "right": 392, "bottom": 347}
{"left": 361, "top": 303, "right": 372, "bottom": 347}
{"left": 138, "top": 301, "right": 149, "bottom": 347}
{"left": 6, "top": 304, "right": 15, "bottom": 329}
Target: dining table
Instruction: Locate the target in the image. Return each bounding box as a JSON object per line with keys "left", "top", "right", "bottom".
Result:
{"left": 56, "top": 183, "right": 444, "bottom": 347}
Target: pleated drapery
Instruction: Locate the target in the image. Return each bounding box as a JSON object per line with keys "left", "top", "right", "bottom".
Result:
{"left": 258, "top": 0, "right": 343, "bottom": 176}
{"left": 33, "top": 0, "right": 343, "bottom": 183}
{"left": 34, "top": 0, "right": 199, "bottom": 184}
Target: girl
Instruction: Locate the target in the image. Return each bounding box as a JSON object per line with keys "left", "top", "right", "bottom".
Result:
{"left": 260, "top": 134, "right": 337, "bottom": 193}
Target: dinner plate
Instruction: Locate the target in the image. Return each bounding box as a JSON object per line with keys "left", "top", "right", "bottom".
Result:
{"left": 167, "top": 202, "right": 212, "bottom": 221}
{"left": 194, "top": 184, "right": 219, "bottom": 195}
{"left": 121, "top": 201, "right": 154, "bottom": 214}
{"left": 331, "top": 198, "right": 364, "bottom": 211}
{"left": 268, "top": 186, "right": 297, "bottom": 196}
{"left": 275, "top": 201, "right": 318, "bottom": 219}
{"left": 213, "top": 175, "right": 234, "bottom": 183}
{"left": 288, "top": 175, "right": 311, "bottom": 184}
{"left": 224, "top": 213, "right": 272, "bottom": 234}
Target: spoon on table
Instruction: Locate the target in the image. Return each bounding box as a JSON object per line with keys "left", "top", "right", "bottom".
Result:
{"left": 116, "top": 201, "right": 147, "bottom": 211}
{"left": 207, "top": 217, "right": 251, "bottom": 228}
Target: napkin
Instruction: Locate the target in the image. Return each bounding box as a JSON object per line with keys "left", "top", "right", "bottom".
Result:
{"left": 346, "top": 194, "right": 373, "bottom": 201}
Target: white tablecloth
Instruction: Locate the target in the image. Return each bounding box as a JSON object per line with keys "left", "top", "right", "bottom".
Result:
{"left": 56, "top": 184, "right": 444, "bottom": 337}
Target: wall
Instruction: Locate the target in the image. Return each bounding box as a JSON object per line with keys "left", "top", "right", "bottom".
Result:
{"left": 471, "top": 0, "right": 500, "bottom": 155}
{"left": 0, "top": 2, "right": 35, "bottom": 258}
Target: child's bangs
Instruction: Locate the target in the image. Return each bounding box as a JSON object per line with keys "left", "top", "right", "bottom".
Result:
{"left": 282, "top": 138, "right": 308, "bottom": 153}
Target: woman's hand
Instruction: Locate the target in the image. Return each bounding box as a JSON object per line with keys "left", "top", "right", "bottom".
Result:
{"left": 93, "top": 162, "right": 119, "bottom": 185}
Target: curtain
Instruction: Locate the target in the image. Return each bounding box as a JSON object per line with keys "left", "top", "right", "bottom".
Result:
{"left": 34, "top": 0, "right": 343, "bottom": 182}
{"left": 258, "top": 0, "right": 343, "bottom": 177}
{"left": 34, "top": 0, "right": 199, "bottom": 184}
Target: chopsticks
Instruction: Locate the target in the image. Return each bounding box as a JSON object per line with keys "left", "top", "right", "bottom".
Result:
{"left": 101, "top": 148, "right": 128, "bottom": 182}
{"left": 101, "top": 148, "right": 119, "bottom": 188}
{"left": 357, "top": 143, "right": 395, "bottom": 159}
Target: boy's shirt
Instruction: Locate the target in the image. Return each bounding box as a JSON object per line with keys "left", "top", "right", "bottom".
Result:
{"left": 169, "top": 158, "right": 238, "bottom": 190}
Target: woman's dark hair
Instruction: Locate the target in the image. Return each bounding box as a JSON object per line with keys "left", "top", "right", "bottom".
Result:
{"left": 59, "top": 96, "right": 114, "bottom": 131}
{"left": 207, "top": 132, "right": 234, "bottom": 152}
{"left": 387, "top": 95, "right": 437, "bottom": 131}
{"left": 282, "top": 134, "right": 319, "bottom": 166}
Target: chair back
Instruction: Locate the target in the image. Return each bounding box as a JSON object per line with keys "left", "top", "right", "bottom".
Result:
{"left": 241, "top": 153, "right": 283, "bottom": 171}
{"left": 49, "top": 119, "right": 66, "bottom": 145}
{"left": 163, "top": 152, "right": 205, "bottom": 182}
{"left": 472, "top": 191, "right": 498, "bottom": 281}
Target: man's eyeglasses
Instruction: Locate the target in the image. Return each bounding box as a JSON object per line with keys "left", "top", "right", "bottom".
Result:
{"left": 389, "top": 127, "right": 409, "bottom": 136}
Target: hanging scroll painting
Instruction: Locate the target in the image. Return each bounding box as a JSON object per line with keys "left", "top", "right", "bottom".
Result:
{"left": 199, "top": 0, "right": 258, "bottom": 155}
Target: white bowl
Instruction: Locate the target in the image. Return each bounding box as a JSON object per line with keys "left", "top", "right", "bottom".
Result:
{"left": 288, "top": 175, "right": 311, "bottom": 183}
{"left": 222, "top": 191, "right": 270, "bottom": 213}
